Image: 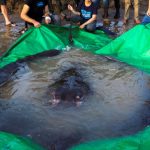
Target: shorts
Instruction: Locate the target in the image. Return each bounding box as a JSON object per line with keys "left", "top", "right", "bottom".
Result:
{"left": 0, "top": 0, "right": 6, "bottom": 5}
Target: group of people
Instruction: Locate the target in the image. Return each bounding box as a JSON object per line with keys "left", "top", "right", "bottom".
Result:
{"left": 0, "top": 0, "right": 150, "bottom": 32}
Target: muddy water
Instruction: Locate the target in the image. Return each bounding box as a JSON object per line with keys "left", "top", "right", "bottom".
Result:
{"left": 0, "top": 19, "right": 150, "bottom": 150}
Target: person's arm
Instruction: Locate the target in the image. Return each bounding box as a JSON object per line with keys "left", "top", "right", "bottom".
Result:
{"left": 80, "top": 14, "right": 97, "bottom": 29}
{"left": 68, "top": 4, "right": 80, "bottom": 15}
{"left": 20, "top": 4, "right": 40, "bottom": 27}
{"left": 147, "top": 0, "right": 150, "bottom": 16}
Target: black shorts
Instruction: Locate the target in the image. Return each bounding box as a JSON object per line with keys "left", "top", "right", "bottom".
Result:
{"left": 0, "top": 0, "right": 7, "bottom": 5}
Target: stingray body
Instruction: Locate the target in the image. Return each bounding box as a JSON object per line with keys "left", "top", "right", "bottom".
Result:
{"left": 49, "top": 68, "right": 90, "bottom": 106}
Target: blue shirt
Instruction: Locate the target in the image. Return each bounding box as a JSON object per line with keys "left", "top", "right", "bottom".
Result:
{"left": 77, "top": 1, "right": 97, "bottom": 23}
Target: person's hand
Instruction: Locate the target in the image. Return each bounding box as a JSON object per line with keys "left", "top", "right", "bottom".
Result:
{"left": 147, "top": 11, "right": 150, "bottom": 16}
{"left": 79, "top": 24, "right": 85, "bottom": 29}
{"left": 33, "top": 20, "right": 41, "bottom": 27}
{"left": 68, "top": 4, "right": 74, "bottom": 12}
{"left": 45, "top": 16, "right": 51, "bottom": 24}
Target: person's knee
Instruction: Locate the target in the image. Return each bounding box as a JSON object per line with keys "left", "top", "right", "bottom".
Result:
{"left": 52, "top": 14, "right": 61, "bottom": 25}
{"left": 134, "top": 1, "right": 139, "bottom": 7}
{"left": 71, "top": 15, "right": 81, "bottom": 23}
{"left": 142, "top": 15, "right": 150, "bottom": 25}
{"left": 86, "top": 24, "right": 96, "bottom": 32}
{"left": 125, "top": 0, "right": 131, "bottom": 5}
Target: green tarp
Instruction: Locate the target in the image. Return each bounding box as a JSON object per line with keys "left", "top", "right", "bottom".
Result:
{"left": 0, "top": 132, "right": 45, "bottom": 150}
{"left": 1, "top": 23, "right": 150, "bottom": 73}
{"left": 69, "top": 126, "right": 150, "bottom": 150}
{"left": 1, "top": 127, "right": 150, "bottom": 150}
{"left": 96, "top": 24, "right": 150, "bottom": 73}
{"left": 0, "top": 24, "right": 111, "bottom": 69}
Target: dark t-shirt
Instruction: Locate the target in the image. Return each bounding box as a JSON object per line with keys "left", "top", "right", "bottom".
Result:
{"left": 24, "top": 0, "right": 48, "bottom": 22}
{"left": 77, "top": 1, "right": 97, "bottom": 23}
{"left": 0, "top": 0, "right": 6, "bottom": 5}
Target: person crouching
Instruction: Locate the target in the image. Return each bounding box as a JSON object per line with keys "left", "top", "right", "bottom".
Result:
{"left": 20, "top": 0, "right": 61, "bottom": 29}
{"left": 68, "top": 0, "right": 97, "bottom": 32}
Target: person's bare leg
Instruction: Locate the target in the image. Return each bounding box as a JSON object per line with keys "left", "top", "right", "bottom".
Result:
{"left": 1, "top": 5, "right": 11, "bottom": 25}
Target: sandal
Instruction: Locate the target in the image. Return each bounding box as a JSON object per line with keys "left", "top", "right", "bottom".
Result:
{"left": 19, "top": 27, "right": 28, "bottom": 34}
{"left": 6, "top": 22, "right": 16, "bottom": 27}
